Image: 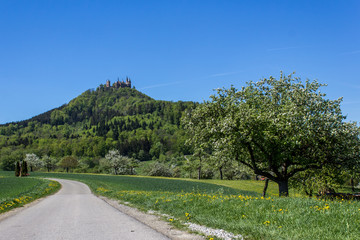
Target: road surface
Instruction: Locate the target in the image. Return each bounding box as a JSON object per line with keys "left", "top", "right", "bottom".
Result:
{"left": 0, "top": 179, "right": 170, "bottom": 240}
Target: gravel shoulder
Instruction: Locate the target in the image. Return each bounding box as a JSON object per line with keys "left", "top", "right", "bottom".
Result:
{"left": 99, "top": 195, "right": 204, "bottom": 240}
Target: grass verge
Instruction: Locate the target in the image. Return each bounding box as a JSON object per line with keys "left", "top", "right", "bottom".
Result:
{"left": 27, "top": 172, "right": 360, "bottom": 240}
{"left": 0, "top": 171, "right": 61, "bottom": 214}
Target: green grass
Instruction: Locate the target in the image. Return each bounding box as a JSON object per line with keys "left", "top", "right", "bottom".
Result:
{"left": 186, "top": 179, "right": 280, "bottom": 197}
{"left": 28, "top": 171, "right": 360, "bottom": 240}
{"left": 31, "top": 172, "right": 255, "bottom": 196}
{"left": 0, "top": 171, "right": 61, "bottom": 214}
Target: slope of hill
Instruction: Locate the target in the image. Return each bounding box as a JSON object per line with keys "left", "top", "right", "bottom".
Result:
{"left": 0, "top": 84, "right": 197, "bottom": 170}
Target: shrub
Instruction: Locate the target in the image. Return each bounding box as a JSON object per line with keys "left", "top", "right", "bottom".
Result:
{"left": 145, "top": 162, "right": 173, "bottom": 177}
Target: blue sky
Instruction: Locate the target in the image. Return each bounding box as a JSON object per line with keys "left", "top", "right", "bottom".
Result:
{"left": 0, "top": 0, "right": 359, "bottom": 124}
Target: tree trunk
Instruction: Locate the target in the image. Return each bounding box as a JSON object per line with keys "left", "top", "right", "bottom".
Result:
{"left": 278, "top": 180, "right": 289, "bottom": 197}
{"left": 351, "top": 177, "right": 355, "bottom": 192}
{"left": 197, "top": 157, "right": 202, "bottom": 180}
{"left": 30, "top": 166, "right": 33, "bottom": 172}
{"left": 66, "top": 167, "right": 69, "bottom": 173}
{"left": 219, "top": 166, "right": 223, "bottom": 180}
{"left": 262, "top": 178, "right": 269, "bottom": 197}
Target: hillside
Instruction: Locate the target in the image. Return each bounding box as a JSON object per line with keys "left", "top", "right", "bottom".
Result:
{"left": 0, "top": 83, "right": 197, "bottom": 170}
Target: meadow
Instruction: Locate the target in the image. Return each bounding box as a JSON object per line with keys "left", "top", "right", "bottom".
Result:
{"left": 0, "top": 171, "right": 60, "bottom": 214}
{"left": 27, "top": 172, "right": 360, "bottom": 240}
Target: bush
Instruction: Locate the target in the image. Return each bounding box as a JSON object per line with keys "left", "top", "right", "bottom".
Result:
{"left": 201, "top": 168, "right": 214, "bottom": 179}
{"left": 145, "top": 162, "right": 173, "bottom": 177}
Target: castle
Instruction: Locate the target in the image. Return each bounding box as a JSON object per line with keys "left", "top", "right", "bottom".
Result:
{"left": 106, "top": 77, "right": 132, "bottom": 89}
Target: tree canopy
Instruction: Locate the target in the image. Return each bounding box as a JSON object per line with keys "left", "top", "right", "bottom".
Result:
{"left": 184, "top": 73, "right": 360, "bottom": 196}
{"left": 24, "top": 153, "right": 42, "bottom": 172}
{"left": 59, "top": 156, "right": 78, "bottom": 173}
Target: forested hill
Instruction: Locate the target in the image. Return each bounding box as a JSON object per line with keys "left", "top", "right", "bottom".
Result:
{"left": 0, "top": 86, "right": 197, "bottom": 170}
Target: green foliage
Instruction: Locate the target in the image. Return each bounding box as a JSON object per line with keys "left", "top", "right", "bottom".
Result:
{"left": 59, "top": 156, "right": 78, "bottom": 173}
{"left": 143, "top": 162, "right": 174, "bottom": 177}
{"left": 183, "top": 72, "right": 360, "bottom": 196}
{"left": 42, "top": 155, "right": 58, "bottom": 172}
{"left": 15, "top": 162, "right": 20, "bottom": 177}
{"left": 0, "top": 149, "right": 23, "bottom": 171}
{"left": 290, "top": 166, "right": 351, "bottom": 196}
{"left": 0, "top": 86, "right": 197, "bottom": 171}
{"left": 21, "top": 161, "right": 28, "bottom": 176}
{"left": 104, "top": 149, "right": 137, "bottom": 175}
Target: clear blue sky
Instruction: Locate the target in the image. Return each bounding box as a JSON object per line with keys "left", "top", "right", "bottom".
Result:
{"left": 0, "top": 0, "right": 359, "bottom": 124}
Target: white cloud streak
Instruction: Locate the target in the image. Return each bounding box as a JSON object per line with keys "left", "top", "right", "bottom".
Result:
{"left": 207, "top": 71, "right": 242, "bottom": 78}
{"left": 140, "top": 81, "right": 183, "bottom": 90}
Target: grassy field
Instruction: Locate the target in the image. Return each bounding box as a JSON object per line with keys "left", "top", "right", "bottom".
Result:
{"left": 187, "top": 179, "right": 279, "bottom": 197}
{"left": 26, "top": 171, "right": 360, "bottom": 240}
{"left": 0, "top": 171, "right": 61, "bottom": 214}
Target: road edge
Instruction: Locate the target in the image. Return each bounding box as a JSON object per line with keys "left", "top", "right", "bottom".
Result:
{"left": 98, "top": 195, "right": 205, "bottom": 240}
{"left": 0, "top": 180, "right": 62, "bottom": 223}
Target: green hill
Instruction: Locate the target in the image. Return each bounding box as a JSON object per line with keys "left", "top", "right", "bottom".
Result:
{"left": 0, "top": 83, "right": 197, "bottom": 170}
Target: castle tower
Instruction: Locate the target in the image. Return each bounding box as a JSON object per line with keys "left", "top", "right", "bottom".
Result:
{"left": 104, "top": 77, "right": 132, "bottom": 89}
{"left": 126, "top": 78, "right": 131, "bottom": 88}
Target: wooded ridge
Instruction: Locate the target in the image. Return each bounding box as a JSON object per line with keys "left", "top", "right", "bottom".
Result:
{"left": 0, "top": 83, "right": 197, "bottom": 170}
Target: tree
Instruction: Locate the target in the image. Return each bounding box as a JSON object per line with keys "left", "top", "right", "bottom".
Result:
{"left": 42, "top": 155, "right": 57, "bottom": 172}
{"left": 24, "top": 153, "right": 43, "bottom": 172}
{"left": 21, "top": 161, "right": 28, "bottom": 176}
{"left": 184, "top": 72, "right": 360, "bottom": 196}
{"left": 59, "top": 156, "right": 78, "bottom": 173}
{"left": 128, "top": 158, "right": 139, "bottom": 175}
{"left": 15, "top": 161, "right": 20, "bottom": 177}
{"left": 182, "top": 105, "right": 213, "bottom": 180}
{"left": 105, "top": 150, "right": 132, "bottom": 175}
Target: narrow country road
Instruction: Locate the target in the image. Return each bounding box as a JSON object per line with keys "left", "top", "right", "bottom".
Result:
{"left": 0, "top": 179, "right": 170, "bottom": 240}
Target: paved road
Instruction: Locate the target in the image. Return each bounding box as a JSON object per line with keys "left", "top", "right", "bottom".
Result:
{"left": 0, "top": 179, "right": 170, "bottom": 240}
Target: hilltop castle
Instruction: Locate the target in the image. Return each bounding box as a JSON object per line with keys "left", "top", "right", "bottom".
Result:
{"left": 106, "top": 77, "right": 132, "bottom": 89}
